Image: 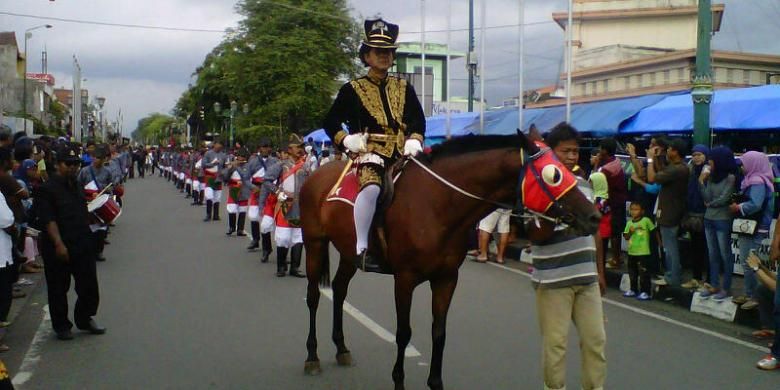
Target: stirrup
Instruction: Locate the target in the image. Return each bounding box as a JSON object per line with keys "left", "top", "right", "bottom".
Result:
{"left": 354, "top": 250, "right": 392, "bottom": 274}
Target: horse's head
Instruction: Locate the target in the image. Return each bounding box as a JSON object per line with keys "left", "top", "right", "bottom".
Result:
{"left": 516, "top": 131, "right": 601, "bottom": 240}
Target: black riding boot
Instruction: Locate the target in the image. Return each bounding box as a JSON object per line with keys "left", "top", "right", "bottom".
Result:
{"left": 261, "top": 233, "right": 272, "bottom": 263}
{"left": 185, "top": 183, "right": 191, "bottom": 198}
{"left": 226, "top": 213, "right": 236, "bottom": 235}
{"left": 276, "top": 246, "right": 289, "bottom": 277}
{"left": 213, "top": 202, "right": 221, "bottom": 221}
{"left": 236, "top": 212, "right": 247, "bottom": 236}
{"left": 203, "top": 200, "right": 213, "bottom": 222}
{"left": 198, "top": 190, "right": 205, "bottom": 205}
{"left": 191, "top": 189, "right": 199, "bottom": 205}
{"left": 289, "top": 243, "right": 305, "bottom": 277}
{"left": 247, "top": 221, "right": 260, "bottom": 251}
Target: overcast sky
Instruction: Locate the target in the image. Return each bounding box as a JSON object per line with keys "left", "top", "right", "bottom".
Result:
{"left": 3, "top": 0, "right": 779, "bottom": 137}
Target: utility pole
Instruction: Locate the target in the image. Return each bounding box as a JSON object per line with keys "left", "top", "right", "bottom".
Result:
{"left": 692, "top": 0, "right": 713, "bottom": 146}
{"left": 467, "top": 0, "right": 475, "bottom": 112}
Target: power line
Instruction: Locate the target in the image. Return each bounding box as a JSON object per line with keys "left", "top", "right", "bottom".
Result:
{"left": 0, "top": 11, "right": 229, "bottom": 33}
{"left": 0, "top": 9, "right": 556, "bottom": 36}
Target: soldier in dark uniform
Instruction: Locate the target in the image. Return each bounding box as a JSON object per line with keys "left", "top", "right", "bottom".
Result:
{"left": 323, "top": 18, "right": 426, "bottom": 272}
{"left": 34, "top": 144, "right": 105, "bottom": 340}
{"left": 221, "top": 148, "right": 252, "bottom": 236}
{"left": 202, "top": 143, "right": 227, "bottom": 222}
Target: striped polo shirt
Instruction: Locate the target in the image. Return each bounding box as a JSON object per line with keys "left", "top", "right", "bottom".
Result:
{"left": 530, "top": 177, "right": 598, "bottom": 289}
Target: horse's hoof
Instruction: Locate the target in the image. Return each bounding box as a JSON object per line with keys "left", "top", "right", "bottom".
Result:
{"left": 304, "top": 360, "right": 322, "bottom": 376}
{"left": 336, "top": 352, "right": 352, "bottom": 366}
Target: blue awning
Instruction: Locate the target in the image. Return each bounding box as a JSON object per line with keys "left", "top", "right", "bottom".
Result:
{"left": 425, "top": 111, "right": 480, "bottom": 137}
{"left": 621, "top": 85, "right": 780, "bottom": 134}
{"left": 304, "top": 129, "right": 331, "bottom": 143}
{"left": 460, "top": 94, "right": 669, "bottom": 136}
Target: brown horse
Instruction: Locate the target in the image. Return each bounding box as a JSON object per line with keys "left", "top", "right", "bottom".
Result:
{"left": 299, "top": 132, "right": 600, "bottom": 390}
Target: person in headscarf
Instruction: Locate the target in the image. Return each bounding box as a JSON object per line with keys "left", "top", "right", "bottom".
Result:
{"left": 698, "top": 147, "right": 737, "bottom": 302}
{"left": 729, "top": 151, "right": 775, "bottom": 311}
{"left": 589, "top": 171, "right": 611, "bottom": 273}
{"left": 681, "top": 144, "right": 710, "bottom": 289}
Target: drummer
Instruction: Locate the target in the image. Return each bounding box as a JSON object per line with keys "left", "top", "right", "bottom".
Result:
{"left": 77, "top": 144, "right": 113, "bottom": 262}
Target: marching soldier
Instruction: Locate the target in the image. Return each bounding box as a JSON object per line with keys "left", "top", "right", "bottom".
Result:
{"left": 246, "top": 139, "right": 278, "bottom": 258}
{"left": 191, "top": 147, "right": 203, "bottom": 206}
{"left": 222, "top": 148, "right": 252, "bottom": 236}
{"left": 202, "top": 142, "right": 227, "bottom": 222}
{"left": 76, "top": 144, "right": 114, "bottom": 262}
{"left": 322, "top": 18, "right": 426, "bottom": 272}
{"left": 260, "top": 134, "right": 309, "bottom": 277}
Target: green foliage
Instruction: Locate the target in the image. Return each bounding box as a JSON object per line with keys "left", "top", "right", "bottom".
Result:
{"left": 173, "top": 0, "right": 361, "bottom": 145}
{"left": 132, "top": 113, "right": 177, "bottom": 144}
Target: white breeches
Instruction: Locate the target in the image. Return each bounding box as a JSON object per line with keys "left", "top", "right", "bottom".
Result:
{"left": 226, "top": 203, "right": 247, "bottom": 214}
{"left": 274, "top": 227, "right": 302, "bottom": 248}
{"left": 248, "top": 205, "right": 260, "bottom": 221}
{"left": 260, "top": 215, "right": 275, "bottom": 234}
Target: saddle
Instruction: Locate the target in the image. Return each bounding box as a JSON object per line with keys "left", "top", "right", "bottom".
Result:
{"left": 325, "top": 159, "right": 407, "bottom": 267}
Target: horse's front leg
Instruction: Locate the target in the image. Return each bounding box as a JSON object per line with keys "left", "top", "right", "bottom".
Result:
{"left": 332, "top": 258, "right": 357, "bottom": 366}
{"left": 392, "top": 273, "right": 417, "bottom": 390}
{"left": 427, "top": 274, "right": 458, "bottom": 390}
{"left": 304, "top": 238, "right": 326, "bottom": 376}
{"left": 304, "top": 276, "right": 322, "bottom": 375}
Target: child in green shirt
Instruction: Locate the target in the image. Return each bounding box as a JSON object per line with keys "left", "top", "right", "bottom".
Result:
{"left": 623, "top": 201, "right": 658, "bottom": 300}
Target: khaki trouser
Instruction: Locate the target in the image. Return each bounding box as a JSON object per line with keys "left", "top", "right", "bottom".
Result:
{"left": 536, "top": 283, "right": 606, "bottom": 390}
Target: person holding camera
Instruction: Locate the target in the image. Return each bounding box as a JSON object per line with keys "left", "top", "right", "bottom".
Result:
{"left": 730, "top": 151, "right": 774, "bottom": 310}
{"left": 648, "top": 139, "right": 689, "bottom": 287}
{"left": 698, "top": 146, "right": 737, "bottom": 301}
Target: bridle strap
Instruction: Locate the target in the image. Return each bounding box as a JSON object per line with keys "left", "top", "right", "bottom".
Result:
{"left": 407, "top": 154, "right": 559, "bottom": 223}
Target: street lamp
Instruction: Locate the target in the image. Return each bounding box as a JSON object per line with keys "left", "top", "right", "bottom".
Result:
{"left": 23, "top": 24, "right": 52, "bottom": 134}
{"left": 213, "top": 101, "right": 249, "bottom": 147}
{"left": 97, "top": 96, "right": 106, "bottom": 141}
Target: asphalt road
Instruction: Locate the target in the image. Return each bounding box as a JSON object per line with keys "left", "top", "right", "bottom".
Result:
{"left": 3, "top": 175, "right": 780, "bottom": 389}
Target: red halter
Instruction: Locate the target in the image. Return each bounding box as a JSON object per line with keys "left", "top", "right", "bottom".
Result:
{"left": 520, "top": 141, "right": 578, "bottom": 213}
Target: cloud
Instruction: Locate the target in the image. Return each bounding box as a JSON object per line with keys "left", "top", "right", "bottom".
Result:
{"left": 3, "top": 0, "right": 779, "bottom": 136}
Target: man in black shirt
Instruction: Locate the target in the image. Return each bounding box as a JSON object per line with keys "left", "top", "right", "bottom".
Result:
{"left": 34, "top": 144, "right": 106, "bottom": 340}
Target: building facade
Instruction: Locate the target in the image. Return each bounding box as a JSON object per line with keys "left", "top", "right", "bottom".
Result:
{"left": 529, "top": 0, "right": 780, "bottom": 107}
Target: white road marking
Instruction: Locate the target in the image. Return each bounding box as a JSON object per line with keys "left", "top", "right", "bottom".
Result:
{"left": 319, "top": 288, "right": 422, "bottom": 358}
{"left": 12, "top": 304, "right": 53, "bottom": 387}
{"left": 486, "top": 262, "right": 771, "bottom": 354}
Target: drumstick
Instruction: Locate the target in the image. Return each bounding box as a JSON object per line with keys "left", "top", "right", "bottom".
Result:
{"left": 95, "top": 183, "right": 114, "bottom": 198}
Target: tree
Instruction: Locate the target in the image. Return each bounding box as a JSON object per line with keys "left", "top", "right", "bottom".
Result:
{"left": 132, "top": 113, "right": 177, "bottom": 145}
{"left": 174, "top": 0, "right": 361, "bottom": 147}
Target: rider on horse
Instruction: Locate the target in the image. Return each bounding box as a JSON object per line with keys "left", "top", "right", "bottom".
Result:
{"left": 323, "top": 18, "right": 426, "bottom": 273}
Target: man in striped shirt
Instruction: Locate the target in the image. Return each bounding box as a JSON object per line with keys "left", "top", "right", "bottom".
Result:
{"left": 532, "top": 123, "right": 606, "bottom": 390}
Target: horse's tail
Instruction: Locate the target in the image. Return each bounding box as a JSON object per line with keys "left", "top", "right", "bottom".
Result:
{"left": 318, "top": 238, "right": 331, "bottom": 288}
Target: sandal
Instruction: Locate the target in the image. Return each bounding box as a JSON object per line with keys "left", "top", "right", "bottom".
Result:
{"left": 753, "top": 329, "right": 775, "bottom": 339}
{"left": 495, "top": 258, "right": 505, "bottom": 264}
{"left": 474, "top": 257, "right": 488, "bottom": 263}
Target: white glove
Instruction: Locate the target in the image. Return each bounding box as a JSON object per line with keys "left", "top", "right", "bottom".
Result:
{"left": 403, "top": 139, "right": 423, "bottom": 156}
{"left": 342, "top": 134, "right": 367, "bottom": 153}
{"left": 277, "top": 191, "right": 288, "bottom": 202}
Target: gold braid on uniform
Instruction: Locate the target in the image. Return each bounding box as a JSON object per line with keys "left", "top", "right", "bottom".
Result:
{"left": 351, "top": 79, "right": 388, "bottom": 128}
{"left": 386, "top": 78, "right": 407, "bottom": 125}
{"left": 358, "top": 165, "right": 382, "bottom": 190}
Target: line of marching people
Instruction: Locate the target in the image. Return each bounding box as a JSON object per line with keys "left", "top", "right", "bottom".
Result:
{"left": 157, "top": 135, "right": 319, "bottom": 277}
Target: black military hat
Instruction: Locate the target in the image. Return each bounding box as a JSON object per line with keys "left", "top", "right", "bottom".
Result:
{"left": 287, "top": 133, "right": 304, "bottom": 148}
{"left": 235, "top": 147, "right": 250, "bottom": 159}
{"left": 362, "top": 18, "right": 399, "bottom": 49}
{"left": 259, "top": 137, "right": 272, "bottom": 147}
{"left": 55, "top": 144, "right": 81, "bottom": 163}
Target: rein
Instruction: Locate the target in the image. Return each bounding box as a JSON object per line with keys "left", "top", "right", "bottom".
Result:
{"left": 407, "top": 153, "right": 561, "bottom": 224}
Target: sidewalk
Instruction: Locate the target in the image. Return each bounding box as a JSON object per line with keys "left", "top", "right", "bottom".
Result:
{"left": 0, "top": 267, "right": 44, "bottom": 347}
{"left": 501, "top": 239, "right": 761, "bottom": 329}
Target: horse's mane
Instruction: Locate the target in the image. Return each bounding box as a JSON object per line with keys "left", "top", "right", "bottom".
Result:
{"left": 422, "top": 134, "right": 527, "bottom": 162}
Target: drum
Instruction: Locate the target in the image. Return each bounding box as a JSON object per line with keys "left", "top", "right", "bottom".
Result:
{"left": 87, "top": 194, "right": 122, "bottom": 224}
